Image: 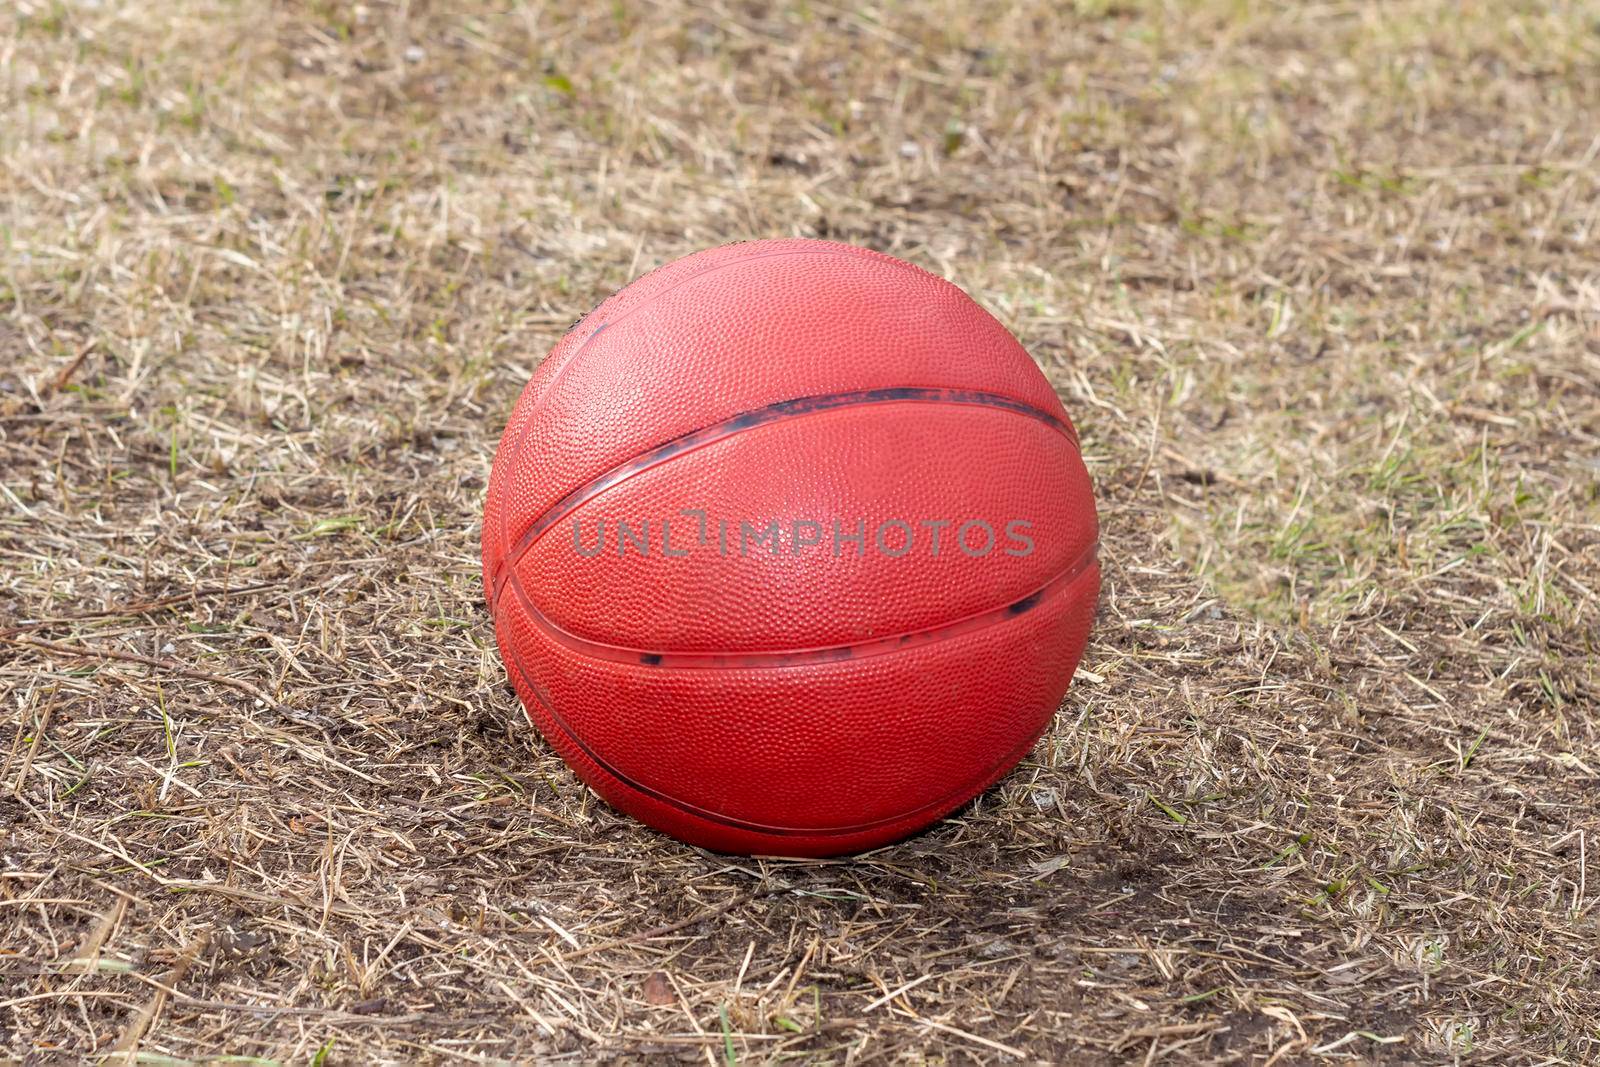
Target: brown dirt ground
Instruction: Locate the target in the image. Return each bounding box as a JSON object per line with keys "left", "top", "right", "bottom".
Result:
{"left": 3, "top": 1, "right": 1599, "bottom": 1062}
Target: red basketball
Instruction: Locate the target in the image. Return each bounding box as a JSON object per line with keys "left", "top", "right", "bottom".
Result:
{"left": 481, "top": 239, "right": 1099, "bottom": 856}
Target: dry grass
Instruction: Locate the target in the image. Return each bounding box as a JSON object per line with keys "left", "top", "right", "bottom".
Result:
{"left": 3, "top": 0, "right": 1599, "bottom": 1061}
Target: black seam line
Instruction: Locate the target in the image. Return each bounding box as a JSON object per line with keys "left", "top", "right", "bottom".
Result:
{"left": 494, "top": 387, "right": 1081, "bottom": 589}
{"left": 505, "top": 539, "right": 1098, "bottom": 671}
{"left": 495, "top": 604, "right": 1068, "bottom": 838}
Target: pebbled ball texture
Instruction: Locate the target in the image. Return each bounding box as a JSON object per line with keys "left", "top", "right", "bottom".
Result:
{"left": 482, "top": 239, "right": 1099, "bottom": 856}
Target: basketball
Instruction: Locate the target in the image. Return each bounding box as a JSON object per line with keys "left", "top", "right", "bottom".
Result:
{"left": 481, "top": 238, "right": 1099, "bottom": 856}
